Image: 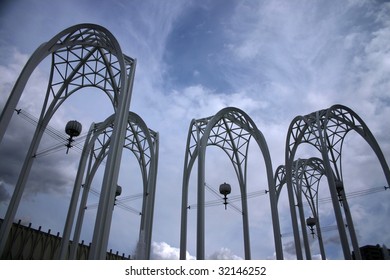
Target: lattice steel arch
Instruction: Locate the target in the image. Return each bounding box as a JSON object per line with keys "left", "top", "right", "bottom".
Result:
{"left": 285, "top": 104, "right": 390, "bottom": 259}
{"left": 275, "top": 157, "right": 328, "bottom": 260}
{"left": 0, "top": 24, "right": 136, "bottom": 259}
{"left": 60, "top": 111, "right": 158, "bottom": 260}
{"left": 180, "top": 107, "right": 283, "bottom": 260}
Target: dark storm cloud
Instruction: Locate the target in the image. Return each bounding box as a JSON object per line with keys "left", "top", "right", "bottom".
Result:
{"left": 0, "top": 115, "right": 78, "bottom": 198}
{"left": 0, "top": 181, "right": 10, "bottom": 203}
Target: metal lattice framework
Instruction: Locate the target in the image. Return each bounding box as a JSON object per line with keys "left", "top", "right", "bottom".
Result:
{"left": 0, "top": 24, "right": 137, "bottom": 259}
{"left": 180, "top": 107, "right": 283, "bottom": 260}
{"left": 60, "top": 112, "right": 158, "bottom": 260}
{"left": 275, "top": 157, "right": 327, "bottom": 260}
{"left": 285, "top": 104, "right": 390, "bottom": 259}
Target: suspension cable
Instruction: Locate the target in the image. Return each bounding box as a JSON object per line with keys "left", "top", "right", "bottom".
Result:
{"left": 15, "top": 108, "right": 89, "bottom": 157}
{"left": 85, "top": 187, "right": 143, "bottom": 216}
{"left": 188, "top": 182, "right": 267, "bottom": 215}
{"left": 305, "top": 185, "right": 388, "bottom": 206}
{"left": 281, "top": 185, "right": 388, "bottom": 237}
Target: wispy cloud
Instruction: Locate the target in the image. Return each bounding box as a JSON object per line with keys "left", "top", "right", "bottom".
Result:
{"left": 0, "top": 0, "right": 389, "bottom": 260}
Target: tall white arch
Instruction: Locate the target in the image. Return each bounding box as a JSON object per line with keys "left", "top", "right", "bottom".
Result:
{"left": 180, "top": 107, "right": 283, "bottom": 260}
{"left": 60, "top": 111, "right": 158, "bottom": 260}
{"left": 285, "top": 104, "right": 390, "bottom": 259}
{"left": 0, "top": 24, "right": 136, "bottom": 259}
{"left": 275, "top": 157, "right": 328, "bottom": 260}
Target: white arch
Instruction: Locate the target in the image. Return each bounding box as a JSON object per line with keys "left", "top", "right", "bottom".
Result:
{"left": 180, "top": 107, "right": 283, "bottom": 260}
{"left": 284, "top": 104, "right": 390, "bottom": 259}
{"left": 0, "top": 24, "right": 136, "bottom": 259}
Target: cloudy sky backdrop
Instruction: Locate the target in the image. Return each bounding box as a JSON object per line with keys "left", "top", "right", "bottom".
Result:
{"left": 0, "top": 0, "right": 389, "bottom": 260}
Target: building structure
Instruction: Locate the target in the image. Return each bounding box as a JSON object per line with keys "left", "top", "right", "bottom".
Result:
{"left": 0, "top": 219, "right": 130, "bottom": 260}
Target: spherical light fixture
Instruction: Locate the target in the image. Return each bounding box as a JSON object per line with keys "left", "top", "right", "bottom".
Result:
{"left": 219, "top": 182, "right": 231, "bottom": 210}
{"left": 65, "top": 120, "right": 82, "bottom": 154}
{"left": 306, "top": 216, "right": 316, "bottom": 238}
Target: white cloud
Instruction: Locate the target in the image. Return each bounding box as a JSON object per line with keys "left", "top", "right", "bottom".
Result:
{"left": 150, "top": 241, "right": 244, "bottom": 260}
{"left": 166, "top": 85, "right": 267, "bottom": 120}
{"left": 208, "top": 247, "right": 243, "bottom": 260}
{"left": 150, "top": 241, "right": 195, "bottom": 260}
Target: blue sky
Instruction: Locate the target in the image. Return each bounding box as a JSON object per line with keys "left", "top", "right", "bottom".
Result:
{"left": 0, "top": 0, "right": 390, "bottom": 260}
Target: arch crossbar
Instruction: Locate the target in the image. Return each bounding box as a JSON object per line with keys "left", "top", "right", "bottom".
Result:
{"left": 0, "top": 24, "right": 136, "bottom": 259}
{"left": 180, "top": 107, "right": 283, "bottom": 260}
{"left": 284, "top": 104, "right": 390, "bottom": 259}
